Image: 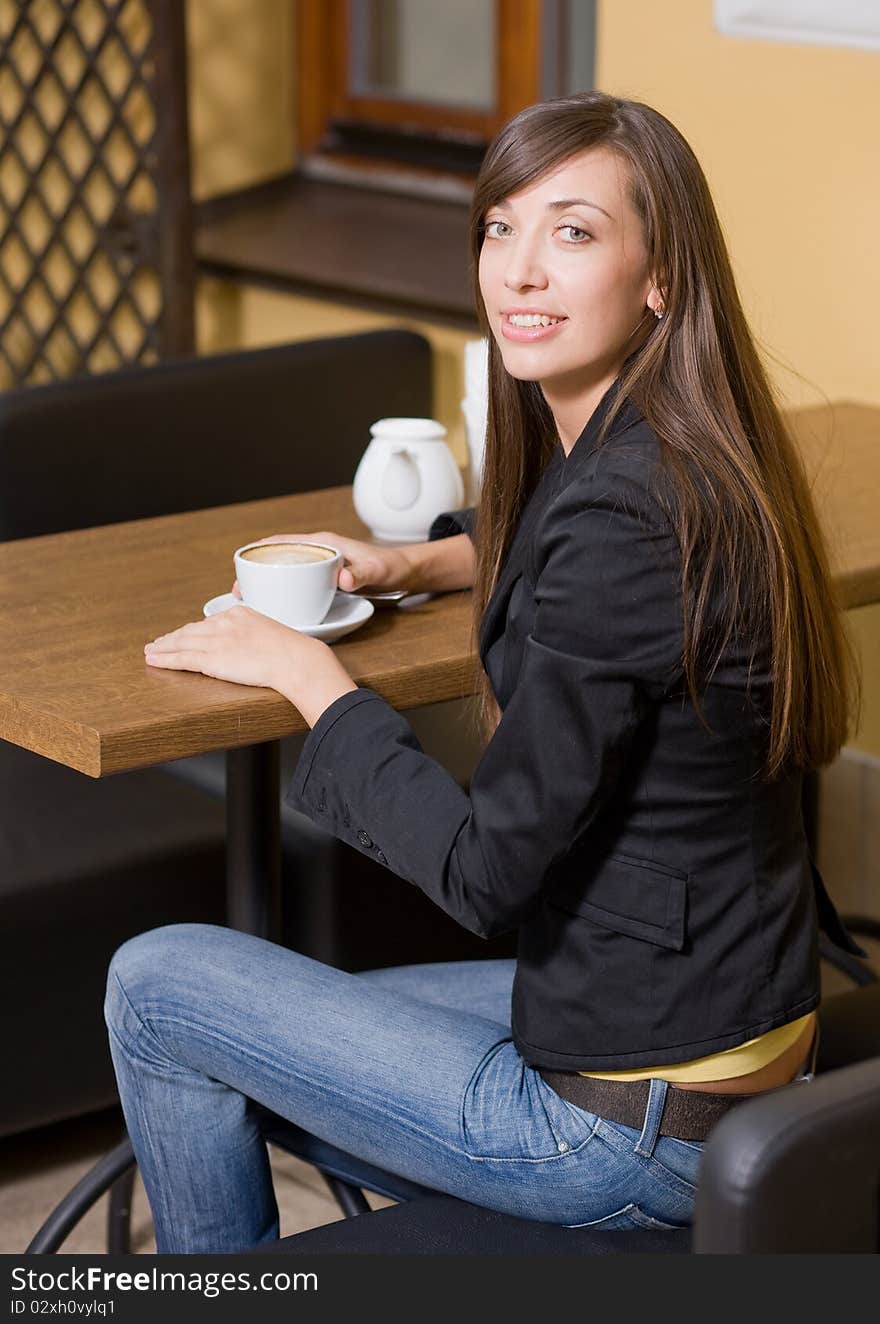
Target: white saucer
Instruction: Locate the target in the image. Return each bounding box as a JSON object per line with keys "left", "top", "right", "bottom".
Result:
{"left": 203, "top": 591, "right": 375, "bottom": 642}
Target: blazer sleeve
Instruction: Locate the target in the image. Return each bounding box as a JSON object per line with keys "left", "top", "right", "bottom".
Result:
{"left": 428, "top": 507, "right": 476, "bottom": 541}
{"left": 285, "top": 467, "right": 683, "bottom": 939}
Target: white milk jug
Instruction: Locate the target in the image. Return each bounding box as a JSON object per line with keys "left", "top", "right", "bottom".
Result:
{"left": 352, "top": 417, "right": 465, "bottom": 543}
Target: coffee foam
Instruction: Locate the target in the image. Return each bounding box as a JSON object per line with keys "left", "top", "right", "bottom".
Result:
{"left": 240, "top": 543, "right": 336, "bottom": 565}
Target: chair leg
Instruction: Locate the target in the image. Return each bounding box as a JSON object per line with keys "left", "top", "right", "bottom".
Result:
{"left": 802, "top": 768, "right": 820, "bottom": 857}
{"left": 805, "top": 771, "right": 878, "bottom": 989}
{"left": 819, "top": 934, "right": 878, "bottom": 987}
{"left": 322, "top": 1173, "right": 372, "bottom": 1218}
{"left": 107, "top": 1163, "right": 137, "bottom": 1253}
{"left": 26, "top": 1136, "right": 136, "bottom": 1254}
{"left": 837, "top": 915, "right": 880, "bottom": 943}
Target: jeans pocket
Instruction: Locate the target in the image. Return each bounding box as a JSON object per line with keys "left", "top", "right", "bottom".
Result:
{"left": 534, "top": 1073, "right": 601, "bottom": 1154}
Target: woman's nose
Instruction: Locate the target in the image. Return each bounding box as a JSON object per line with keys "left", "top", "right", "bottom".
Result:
{"left": 503, "top": 239, "right": 548, "bottom": 292}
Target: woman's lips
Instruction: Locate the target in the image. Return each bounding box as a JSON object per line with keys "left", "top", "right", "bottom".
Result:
{"left": 501, "top": 314, "right": 568, "bottom": 342}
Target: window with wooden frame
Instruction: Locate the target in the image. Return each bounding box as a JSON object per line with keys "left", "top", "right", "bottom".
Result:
{"left": 297, "top": 0, "right": 596, "bottom": 197}
{"left": 196, "top": 2, "right": 595, "bottom": 321}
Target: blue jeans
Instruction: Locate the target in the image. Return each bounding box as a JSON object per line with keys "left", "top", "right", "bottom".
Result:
{"left": 104, "top": 923, "right": 704, "bottom": 1253}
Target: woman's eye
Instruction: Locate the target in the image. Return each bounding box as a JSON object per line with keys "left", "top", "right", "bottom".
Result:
{"left": 558, "top": 224, "right": 591, "bottom": 243}
{"left": 484, "top": 220, "right": 512, "bottom": 238}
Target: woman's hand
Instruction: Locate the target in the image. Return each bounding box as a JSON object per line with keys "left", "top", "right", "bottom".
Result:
{"left": 231, "top": 531, "right": 411, "bottom": 598}
{"left": 144, "top": 604, "right": 357, "bottom": 727}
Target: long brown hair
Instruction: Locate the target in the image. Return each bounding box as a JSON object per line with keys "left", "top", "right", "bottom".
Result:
{"left": 469, "top": 91, "right": 859, "bottom": 778}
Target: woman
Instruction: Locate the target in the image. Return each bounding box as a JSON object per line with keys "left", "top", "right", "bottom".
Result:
{"left": 105, "top": 92, "right": 861, "bottom": 1252}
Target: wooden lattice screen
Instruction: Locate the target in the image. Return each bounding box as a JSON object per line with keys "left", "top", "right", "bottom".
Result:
{"left": 0, "top": 0, "right": 194, "bottom": 388}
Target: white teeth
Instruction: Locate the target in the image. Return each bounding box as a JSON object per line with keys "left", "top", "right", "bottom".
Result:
{"left": 507, "top": 313, "right": 563, "bottom": 328}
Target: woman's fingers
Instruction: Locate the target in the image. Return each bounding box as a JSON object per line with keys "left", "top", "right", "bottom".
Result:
{"left": 145, "top": 616, "right": 221, "bottom": 660}
{"left": 240, "top": 530, "right": 370, "bottom": 592}
{"left": 231, "top": 530, "right": 399, "bottom": 594}
{"left": 337, "top": 551, "right": 389, "bottom": 592}
{"left": 338, "top": 562, "right": 369, "bottom": 591}
{"left": 147, "top": 622, "right": 201, "bottom": 650}
{"left": 145, "top": 611, "right": 235, "bottom": 675}
{"left": 148, "top": 606, "right": 255, "bottom": 649}
{"left": 144, "top": 648, "right": 201, "bottom": 671}
{"left": 140, "top": 608, "right": 357, "bottom": 721}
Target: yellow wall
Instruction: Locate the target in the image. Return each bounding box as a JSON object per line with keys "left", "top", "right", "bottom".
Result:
{"left": 186, "top": 0, "right": 474, "bottom": 471}
{"left": 595, "top": 0, "right": 879, "bottom": 754}
{"left": 186, "top": 0, "right": 296, "bottom": 202}
{"left": 595, "top": 1, "right": 879, "bottom": 408}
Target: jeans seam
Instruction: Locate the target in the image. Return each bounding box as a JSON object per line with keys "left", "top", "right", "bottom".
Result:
{"left": 111, "top": 992, "right": 603, "bottom": 1173}
{"left": 109, "top": 965, "right": 147, "bottom": 1033}
{"left": 107, "top": 972, "right": 201, "bottom": 1078}
{"left": 104, "top": 1025, "right": 179, "bottom": 1244}
{"left": 643, "top": 1152, "right": 699, "bottom": 1197}
{"left": 461, "top": 1139, "right": 597, "bottom": 1166}
{"left": 458, "top": 1042, "right": 599, "bottom": 1164}
{"left": 114, "top": 1006, "right": 577, "bottom": 1169}
{"left": 591, "top": 1118, "right": 699, "bottom": 1200}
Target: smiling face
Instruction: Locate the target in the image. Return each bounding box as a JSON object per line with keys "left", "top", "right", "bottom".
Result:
{"left": 477, "top": 147, "right": 660, "bottom": 443}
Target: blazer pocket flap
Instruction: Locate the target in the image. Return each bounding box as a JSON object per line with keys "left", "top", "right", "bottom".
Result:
{"left": 549, "top": 855, "right": 688, "bottom": 951}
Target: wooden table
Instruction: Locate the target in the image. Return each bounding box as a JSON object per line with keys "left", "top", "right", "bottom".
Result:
{"left": 1, "top": 403, "right": 877, "bottom": 940}
{"left": 0, "top": 486, "right": 477, "bottom": 939}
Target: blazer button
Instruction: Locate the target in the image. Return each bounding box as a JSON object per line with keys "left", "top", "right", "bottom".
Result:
{"left": 357, "top": 829, "right": 373, "bottom": 848}
{"left": 376, "top": 850, "right": 387, "bottom": 865}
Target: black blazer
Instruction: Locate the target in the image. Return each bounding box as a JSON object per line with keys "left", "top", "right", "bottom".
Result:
{"left": 286, "top": 383, "right": 860, "bottom": 1070}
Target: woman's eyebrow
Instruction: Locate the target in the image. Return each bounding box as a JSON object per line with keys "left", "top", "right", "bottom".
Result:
{"left": 546, "top": 197, "right": 613, "bottom": 220}
{"left": 491, "top": 196, "right": 613, "bottom": 220}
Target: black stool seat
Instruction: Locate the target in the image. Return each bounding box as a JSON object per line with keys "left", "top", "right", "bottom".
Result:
{"left": 251, "top": 1192, "right": 692, "bottom": 1255}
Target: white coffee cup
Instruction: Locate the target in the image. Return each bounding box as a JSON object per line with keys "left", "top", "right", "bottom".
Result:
{"left": 233, "top": 540, "right": 342, "bottom": 628}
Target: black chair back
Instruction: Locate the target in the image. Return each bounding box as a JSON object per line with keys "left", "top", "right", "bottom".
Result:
{"left": 692, "top": 1053, "right": 880, "bottom": 1253}
{"left": 0, "top": 330, "right": 432, "bottom": 540}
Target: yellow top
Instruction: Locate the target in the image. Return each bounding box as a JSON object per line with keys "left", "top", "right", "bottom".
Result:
{"left": 579, "top": 1012, "right": 815, "bottom": 1083}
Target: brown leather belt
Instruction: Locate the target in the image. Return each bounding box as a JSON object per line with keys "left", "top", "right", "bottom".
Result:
{"left": 539, "top": 1068, "right": 751, "bottom": 1141}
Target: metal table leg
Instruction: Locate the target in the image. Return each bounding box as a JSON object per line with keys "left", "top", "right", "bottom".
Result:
{"left": 105, "top": 741, "right": 282, "bottom": 1254}
{"left": 224, "top": 740, "right": 367, "bottom": 1221}
{"left": 31, "top": 740, "right": 287, "bottom": 1253}
{"left": 225, "top": 740, "right": 282, "bottom": 941}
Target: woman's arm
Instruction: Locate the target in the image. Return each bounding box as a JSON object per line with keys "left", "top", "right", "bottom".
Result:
{"left": 398, "top": 532, "right": 475, "bottom": 594}
{"left": 286, "top": 466, "right": 684, "bottom": 939}
{"left": 146, "top": 511, "right": 477, "bottom": 731}
{"left": 144, "top": 466, "right": 681, "bottom": 938}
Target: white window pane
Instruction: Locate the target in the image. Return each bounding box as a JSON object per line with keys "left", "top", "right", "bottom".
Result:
{"left": 351, "top": 0, "right": 496, "bottom": 109}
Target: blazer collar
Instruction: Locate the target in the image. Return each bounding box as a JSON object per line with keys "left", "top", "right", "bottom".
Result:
{"left": 478, "top": 379, "right": 643, "bottom": 660}
{"left": 560, "top": 376, "right": 643, "bottom": 472}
